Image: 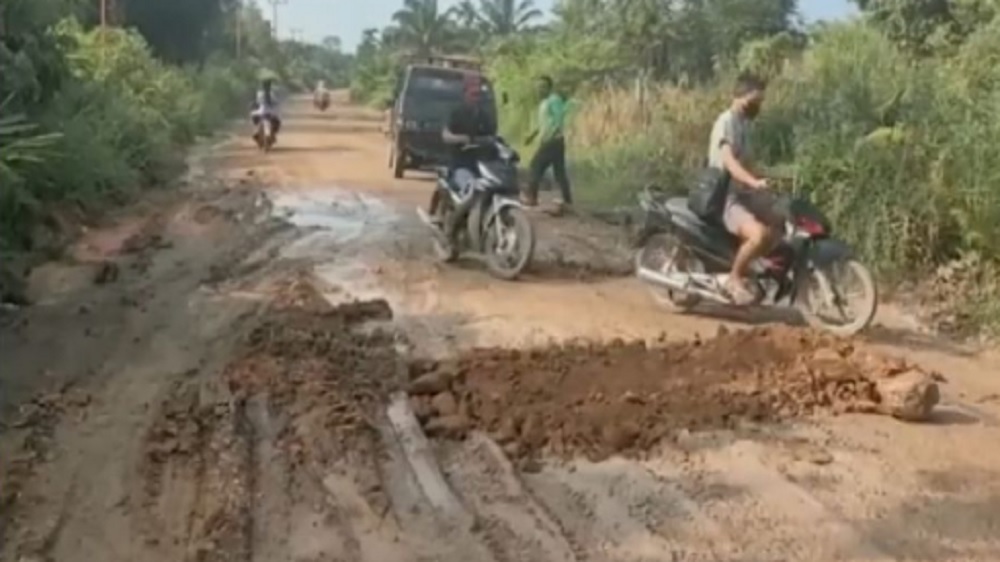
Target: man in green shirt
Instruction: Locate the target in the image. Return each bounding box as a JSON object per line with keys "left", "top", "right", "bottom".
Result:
{"left": 524, "top": 75, "right": 572, "bottom": 208}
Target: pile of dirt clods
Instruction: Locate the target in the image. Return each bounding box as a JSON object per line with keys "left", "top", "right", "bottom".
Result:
{"left": 407, "top": 326, "right": 942, "bottom": 461}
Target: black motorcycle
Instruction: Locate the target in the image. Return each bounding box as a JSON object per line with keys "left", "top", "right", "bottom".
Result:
{"left": 633, "top": 185, "right": 877, "bottom": 336}
{"left": 417, "top": 137, "right": 536, "bottom": 280}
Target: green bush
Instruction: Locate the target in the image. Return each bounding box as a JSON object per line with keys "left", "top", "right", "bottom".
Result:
{"left": 490, "top": 22, "right": 1000, "bottom": 286}
{"left": 0, "top": 20, "right": 251, "bottom": 253}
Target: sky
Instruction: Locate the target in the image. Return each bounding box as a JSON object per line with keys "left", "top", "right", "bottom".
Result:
{"left": 265, "top": 0, "right": 858, "bottom": 52}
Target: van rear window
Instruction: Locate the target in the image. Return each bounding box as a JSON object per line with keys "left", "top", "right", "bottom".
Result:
{"left": 408, "top": 68, "right": 493, "bottom": 98}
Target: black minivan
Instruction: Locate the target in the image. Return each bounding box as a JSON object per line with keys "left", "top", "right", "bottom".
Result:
{"left": 388, "top": 64, "right": 498, "bottom": 179}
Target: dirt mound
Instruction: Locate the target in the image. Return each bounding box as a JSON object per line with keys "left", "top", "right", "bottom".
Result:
{"left": 139, "top": 289, "right": 402, "bottom": 558}
{"left": 221, "top": 295, "right": 398, "bottom": 466}
{"left": 408, "top": 326, "right": 942, "bottom": 462}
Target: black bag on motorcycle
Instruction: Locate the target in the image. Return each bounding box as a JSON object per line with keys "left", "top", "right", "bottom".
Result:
{"left": 687, "top": 168, "right": 730, "bottom": 222}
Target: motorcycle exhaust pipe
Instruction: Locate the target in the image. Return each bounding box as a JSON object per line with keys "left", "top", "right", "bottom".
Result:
{"left": 636, "top": 267, "right": 729, "bottom": 304}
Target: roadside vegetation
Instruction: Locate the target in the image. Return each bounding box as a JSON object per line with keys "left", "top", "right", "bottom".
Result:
{"left": 0, "top": 0, "right": 354, "bottom": 261}
{"left": 351, "top": 0, "right": 1000, "bottom": 335}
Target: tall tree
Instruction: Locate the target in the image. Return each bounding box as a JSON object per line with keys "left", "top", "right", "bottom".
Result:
{"left": 390, "top": 0, "right": 457, "bottom": 57}
{"left": 853, "top": 0, "right": 997, "bottom": 54}
{"left": 322, "top": 35, "right": 343, "bottom": 53}
{"left": 703, "top": 0, "right": 798, "bottom": 61}
{"left": 467, "top": 0, "right": 544, "bottom": 36}
{"left": 119, "top": 0, "right": 237, "bottom": 63}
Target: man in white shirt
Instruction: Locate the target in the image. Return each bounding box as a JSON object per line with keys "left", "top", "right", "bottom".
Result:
{"left": 707, "top": 74, "right": 775, "bottom": 305}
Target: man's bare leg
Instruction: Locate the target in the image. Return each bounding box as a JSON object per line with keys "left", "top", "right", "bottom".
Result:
{"left": 728, "top": 220, "right": 768, "bottom": 304}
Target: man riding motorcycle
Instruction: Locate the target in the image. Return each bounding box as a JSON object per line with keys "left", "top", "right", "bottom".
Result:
{"left": 250, "top": 78, "right": 281, "bottom": 143}
{"left": 429, "top": 74, "right": 498, "bottom": 239}
{"left": 706, "top": 73, "right": 779, "bottom": 305}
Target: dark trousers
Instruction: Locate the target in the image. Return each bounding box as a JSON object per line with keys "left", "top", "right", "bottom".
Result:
{"left": 526, "top": 136, "right": 571, "bottom": 204}
{"left": 251, "top": 114, "right": 282, "bottom": 136}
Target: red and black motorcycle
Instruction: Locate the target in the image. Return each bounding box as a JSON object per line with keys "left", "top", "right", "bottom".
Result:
{"left": 633, "top": 185, "right": 877, "bottom": 336}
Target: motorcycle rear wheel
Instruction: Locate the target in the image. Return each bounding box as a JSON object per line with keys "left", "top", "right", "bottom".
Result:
{"left": 798, "top": 259, "right": 878, "bottom": 336}
{"left": 484, "top": 206, "right": 535, "bottom": 281}
{"left": 635, "top": 233, "right": 702, "bottom": 312}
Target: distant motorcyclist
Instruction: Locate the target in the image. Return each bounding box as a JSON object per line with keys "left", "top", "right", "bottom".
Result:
{"left": 250, "top": 78, "right": 281, "bottom": 142}
{"left": 314, "top": 79, "right": 330, "bottom": 109}
{"left": 429, "top": 73, "right": 497, "bottom": 231}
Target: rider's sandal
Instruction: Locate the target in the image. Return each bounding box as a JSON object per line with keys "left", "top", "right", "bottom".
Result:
{"left": 725, "top": 279, "right": 755, "bottom": 307}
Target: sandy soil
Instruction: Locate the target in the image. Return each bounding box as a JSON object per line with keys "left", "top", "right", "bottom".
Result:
{"left": 3, "top": 92, "right": 1000, "bottom": 562}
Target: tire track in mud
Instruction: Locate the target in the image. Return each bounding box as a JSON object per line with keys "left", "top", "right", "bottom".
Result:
{"left": 438, "top": 434, "right": 579, "bottom": 562}
{"left": 139, "top": 379, "right": 253, "bottom": 562}
{"left": 134, "top": 285, "right": 517, "bottom": 562}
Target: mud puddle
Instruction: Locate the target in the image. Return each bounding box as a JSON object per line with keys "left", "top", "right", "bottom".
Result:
{"left": 269, "top": 187, "right": 397, "bottom": 254}
{"left": 263, "top": 186, "right": 410, "bottom": 308}
{"left": 408, "top": 326, "right": 943, "bottom": 463}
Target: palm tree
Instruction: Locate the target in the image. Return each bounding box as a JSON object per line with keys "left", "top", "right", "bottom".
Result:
{"left": 469, "top": 0, "right": 543, "bottom": 36}
{"left": 390, "top": 0, "right": 457, "bottom": 57}
{"left": 455, "top": 0, "right": 481, "bottom": 29}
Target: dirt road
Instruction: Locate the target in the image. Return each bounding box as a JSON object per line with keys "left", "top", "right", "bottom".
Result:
{"left": 4, "top": 93, "right": 1000, "bottom": 562}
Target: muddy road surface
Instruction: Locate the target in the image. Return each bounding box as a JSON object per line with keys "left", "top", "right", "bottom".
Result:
{"left": 4, "top": 93, "right": 1000, "bottom": 562}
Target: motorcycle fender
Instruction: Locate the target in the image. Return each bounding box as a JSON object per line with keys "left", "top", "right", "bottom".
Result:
{"left": 467, "top": 195, "right": 486, "bottom": 251}
{"left": 491, "top": 196, "right": 524, "bottom": 212}
{"left": 631, "top": 209, "right": 672, "bottom": 248}
{"left": 477, "top": 196, "right": 521, "bottom": 251}
{"left": 632, "top": 223, "right": 669, "bottom": 249}
{"left": 809, "top": 238, "right": 853, "bottom": 268}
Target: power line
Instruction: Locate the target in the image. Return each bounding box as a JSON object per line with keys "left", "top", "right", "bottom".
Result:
{"left": 267, "top": 0, "right": 288, "bottom": 40}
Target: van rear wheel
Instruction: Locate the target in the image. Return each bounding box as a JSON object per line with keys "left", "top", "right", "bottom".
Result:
{"left": 393, "top": 144, "right": 406, "bottom": 179}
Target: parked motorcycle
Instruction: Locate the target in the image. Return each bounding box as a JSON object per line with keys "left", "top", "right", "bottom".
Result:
{"left": 417, "top": 137, "right": 535, "bottom": 280}
{"left": 633, "top": 185, "right": 877, "bottom": 336}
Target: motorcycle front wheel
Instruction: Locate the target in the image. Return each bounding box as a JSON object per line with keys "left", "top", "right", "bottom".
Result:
{"left": 260, "top": 121, "right": 274, "bottom": 152}
{"left": 797, "top": 259, "right": 878, "bottom": 337}
{"left": 484, "top": 206, "right": 535, "bottom": 281}
{"left": 430, "top": 192, "right": 459, "bottom": 263}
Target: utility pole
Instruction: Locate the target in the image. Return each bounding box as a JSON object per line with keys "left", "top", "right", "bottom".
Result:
{"left": 99, "top": 0, "right": 108, "bottom": 62}
{"left": 235, "top": 0, "right": 242, "bottom": 58}
{"left": 267, "top": 0, "right": 288, "bottom": 40}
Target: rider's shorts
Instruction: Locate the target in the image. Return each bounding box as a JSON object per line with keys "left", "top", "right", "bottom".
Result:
{"left": 451, "top": 168, "right": 477, "bottom": 197}
{"left": 723, "top": 190, "right": 782, "bottom": 237}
